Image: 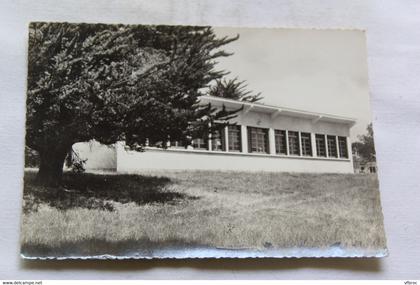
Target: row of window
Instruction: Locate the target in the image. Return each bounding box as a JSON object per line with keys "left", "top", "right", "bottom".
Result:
{"left": 186, "top": 126, "right": 349, "bottom": 159}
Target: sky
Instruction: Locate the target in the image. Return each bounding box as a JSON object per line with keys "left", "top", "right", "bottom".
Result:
{"left": 212, "top": 27, "right": 372, "bottom": 140}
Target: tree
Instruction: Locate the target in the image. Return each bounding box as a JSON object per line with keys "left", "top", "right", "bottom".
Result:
{"left": 352, "top": 123, "right": 376, "bottom": 162}
{"left": 26, "top": 22, "right": 241, "bottom": 186}
{"left": 208, "top": 78, "right": 262, "bottom": 102}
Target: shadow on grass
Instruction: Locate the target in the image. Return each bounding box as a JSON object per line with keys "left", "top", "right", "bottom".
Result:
{"left": 23, "top": 171, "right": 197, "bottom": 213}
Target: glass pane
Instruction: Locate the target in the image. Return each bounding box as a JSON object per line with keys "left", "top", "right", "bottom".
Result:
{"left": 228, "top": 125, "right": 241, "bottom": 152}
{"left": 211, "top": 127, "right": 225, "bottom": 151}
{"left": 248, "top": 127, "right": 269, "bottom": 153}
{"left": 275, "top": 130, "right": 287, "bottom": 154}
{"left": 301, "top": 132, "right": 312, "bottom": 156}
{"left": 338, "top": 136, "right": 348, "bottom": 158}
{"left": 192, "top": 138, "right": 207, "bottom": 150}
{"left": 288, "top": 131, "right": 300, "bottom": 155}
{"left": 315, "top": 134, "right": 326, "bottom": 157}
{"left": 327, "top": 135, "right": 337, "bottom": 157}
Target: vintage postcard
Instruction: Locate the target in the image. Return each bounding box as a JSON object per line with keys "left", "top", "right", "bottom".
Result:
{"left": 21, "top": 22, "right": 387, "bottom": 259}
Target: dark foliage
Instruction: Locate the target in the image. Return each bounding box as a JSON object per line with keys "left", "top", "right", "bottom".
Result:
{"left": 352, "top": 123, "right": 376, "bottom": 162}
{"left": 65, "top": 147, "right": 87, "bottom": 173}
{"left": 26, "top": 22, "right": 242, "bottom": 185}
{"left": 208, "top": 77, "right": 262, "bottom": 102}
{"left": 25, "top": 146, "right": 40, "bottom": 167}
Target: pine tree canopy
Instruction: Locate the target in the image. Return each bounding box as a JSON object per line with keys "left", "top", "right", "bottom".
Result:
{"left": 208, "top": 78, "right": 262, "bottom": 103}
{"left": 26, "top": 22, "right": 242, "bottom": 153}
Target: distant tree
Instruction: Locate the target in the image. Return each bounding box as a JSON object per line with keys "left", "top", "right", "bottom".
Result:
{"left": 208, "top": 78, "right": 262, "bottom": 102}
{"left": 26, "top": 22, "right": 241, "bottom": 186}
{"left": 352, "top": 123, "right": 376, "bottom": 162}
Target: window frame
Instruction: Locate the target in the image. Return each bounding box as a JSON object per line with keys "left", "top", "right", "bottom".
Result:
{"left": 338, "top": 136, "right": 349, "bottom": 158}
{"left": 315, "top": 134, "right": 327, "bottom": 157}
{"left": 247, "top": 126, "right": 269, "bottom": 154}
{"left": 191, "top": 137, "right": 208, "bottom": 150}
{"left": 227, "top": 125, "right": 242, "bottom": 152}
{"left": 170, "top": 140, "right": 186, "bottom": 149}
{"left": 287, "top": 130, "right": 301, "bottom": 156}
{"left": 210, "top": 124, "right": 226, "bottom": 152}
{"left": 300, "top": 132, "right": 313, "bottom": 157}
{"left": 274, "top": 129, "right": 288, "bottom": 155}
{"left": 327, "top": 135, "right": 338, "bottom": 158}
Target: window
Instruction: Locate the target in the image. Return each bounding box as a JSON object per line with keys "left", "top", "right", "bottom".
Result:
{"left": 288, "top": 131, "right": 300, "bottom": 155}
{"left": 301, "top": 132, "right": 312, "bottom": 156}
{"left": 327, "top": 135, "right": 338, "bottom": 157}
{"left": 369, "top": 166, "right": 376, "bottom": 173}
{"left": 338, "top": 136, "right": 348, "bottom": 158}
{"left": 315, "top": 134, "right": 327, "bottom": 157}
{"left": 248, "top": 127, "right": 269, "bottom": 153}
{"left": 228, "top": 125, "right": 241, "bottom": 152}
{"left": 274, "top": 130, "right": 287, "bottom": 155}
{"left": 192, "top": 137, "right": 207, "bottom": 150}
{"left": 170, "top": 140, "right": 185, "bottom": 148}
{"left": 211, "top": 126, "right": 226, "bottom": 151}
{"left": 149, "top": 141, "right": 163, "bottom": 147}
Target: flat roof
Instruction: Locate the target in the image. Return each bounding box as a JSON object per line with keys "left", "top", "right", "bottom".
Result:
{"left": 199, "top": 95, "right": 357, "bottom": 126}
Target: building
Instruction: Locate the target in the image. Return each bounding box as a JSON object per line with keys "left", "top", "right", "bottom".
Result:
{"left": 74, "top": 96, "right": 356, "bottom": 174}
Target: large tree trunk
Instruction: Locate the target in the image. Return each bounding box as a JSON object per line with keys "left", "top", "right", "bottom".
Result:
{"left": 35, "top": 148, "right": 68, "bottom": 187}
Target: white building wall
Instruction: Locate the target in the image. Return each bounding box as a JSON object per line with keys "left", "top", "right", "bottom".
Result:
{"left": 72, "top": 141, "right": 117, "bottom": 170}
{"left": 116, "top": 143, "right": 354, "bottom": 174}
{"left": 76, "top": 109, "right": 354, "bottom": 174}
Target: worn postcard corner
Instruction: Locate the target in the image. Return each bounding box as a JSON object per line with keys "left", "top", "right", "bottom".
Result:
{"left": 21, "top": 22, "right": 387, "bottom": 259}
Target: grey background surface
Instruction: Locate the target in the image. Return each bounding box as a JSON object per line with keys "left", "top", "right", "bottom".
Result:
{"left": 0, "top": 0, "right": 419, "bottom": 279}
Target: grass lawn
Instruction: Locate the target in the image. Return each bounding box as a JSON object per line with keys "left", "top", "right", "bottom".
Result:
{"left": 21, "top": 170, "right": 387, "bottom": 258}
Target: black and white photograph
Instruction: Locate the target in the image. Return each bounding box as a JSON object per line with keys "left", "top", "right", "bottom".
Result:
{"left": 21, "top": 22, "right": 387, "bottom": 259}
